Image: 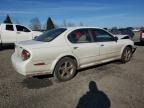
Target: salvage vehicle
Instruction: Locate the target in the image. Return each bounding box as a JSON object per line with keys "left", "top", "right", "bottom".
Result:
{"left": 140, "top": 30, "right": 144, "bottom": 43}
{"left": 110, "top": 28, "right": 134, "bottom": 38}
{"left": 0, "top": 23, "right": 42, "bottom": 48}
{"left": 11, "top": 27, "right": 136, "bottom": 81}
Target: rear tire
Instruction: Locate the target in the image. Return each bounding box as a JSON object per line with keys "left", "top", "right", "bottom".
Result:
{"left": 54, "top": 57, "right": 77, "bottom": 82}
{"left": 0, "top": 43, "right": 2, "bottom": 50}
{"left": 121, "top": 46, "right": 132, "bottom": 63}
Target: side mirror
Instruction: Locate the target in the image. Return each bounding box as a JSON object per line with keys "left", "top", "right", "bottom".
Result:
{"left": 114, "top": 36, "right": 118, "bottom": 41}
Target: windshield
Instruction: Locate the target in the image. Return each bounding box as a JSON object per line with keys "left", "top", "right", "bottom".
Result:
{"left": 34, "top": 28, "right": 67, "bottom": 42}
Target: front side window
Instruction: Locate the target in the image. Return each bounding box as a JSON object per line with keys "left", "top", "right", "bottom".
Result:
{"left": 91, "top": 29, "right": 114, "bottom": 42}
{"left": 6, "top": 25, "right": 14, "bottom": 31}
{"left": 68, "top": 29, "right": 92, "bottom": 43}
{"left": 34, "top": 28, "right": 67, "bottom": 42}
{"left": 16, "top": 25, "right": 30, "bottom": 32}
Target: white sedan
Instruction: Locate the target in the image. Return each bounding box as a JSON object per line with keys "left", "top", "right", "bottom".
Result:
{"left": 11, "top": 27, "right": 136, "bottom": 81}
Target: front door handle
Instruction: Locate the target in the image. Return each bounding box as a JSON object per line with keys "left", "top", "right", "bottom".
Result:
{"left": 73, "top": 47, "right": 78, "bottom": 49}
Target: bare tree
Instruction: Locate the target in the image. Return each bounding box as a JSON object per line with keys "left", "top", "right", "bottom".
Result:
{"left": 62, "top": 19, "right": 67, "bottom": 27}
{"left": 61, "top": 20, "right": 85, "bottom": 27}
{"left": 79, "top": 22, "right": 84, "bottom": 26}
{"left": 42, "top": 22, "right": 46, "bottom": 31}
{"left": 67, "top": 22, "right": 75, "bottom": 27}
{"left": 30, "top": 17, "right": 41, "bottom": 31}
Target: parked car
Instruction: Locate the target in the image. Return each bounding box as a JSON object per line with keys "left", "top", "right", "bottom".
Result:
{"left": 140, "top": 30, "right": 144, "bottom": 43}
{"left": 11, "top": 27, "right": 136, "bottom": 81}
{"left": 110, "top": 28, "right": 134, "bottom": 38}
{"left": 0, "top": 23, "right": 42, "bottom": 49}
{"left": 119, "top": 28, "right": 134, "bottom": 38}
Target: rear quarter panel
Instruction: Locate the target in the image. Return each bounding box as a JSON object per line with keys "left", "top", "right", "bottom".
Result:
{"left": 27, "top": 45, "right": 76, "bottom": 74}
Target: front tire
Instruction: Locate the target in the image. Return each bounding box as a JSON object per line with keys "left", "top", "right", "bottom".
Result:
{"left": 140, "top": 40, "right": 144, "bottom": 44}
{"left": 121, "top": 46, "right": 132, "bottom": 63}
{"left": 54, "top": 57, "right": 77, "bottom": 82}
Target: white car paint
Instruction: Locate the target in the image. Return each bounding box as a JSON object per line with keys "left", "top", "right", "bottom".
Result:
{"left": 114, "top": 34, "right": 129, "bottom": 39}
{"left": 0, "top": 23, "right": 42, "bottom": 44}
{"left": 11, "top": 27, "right": 135, "bottom": 76}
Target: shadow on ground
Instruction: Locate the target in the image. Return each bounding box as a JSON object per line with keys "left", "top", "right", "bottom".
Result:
{"left": 134, "top": 42, "right": 144, "bottom": 46}
{"left": 22, "top": 76, "right": 53, "bottom": 89}
{"left": 78, "top": 60, "right": 121, "bottom": 73}
{"left": 21, "top": 60, "right": 121, "bottom": 89}
{"left": 76, "top": 81, "right": 111, "bottom": 108}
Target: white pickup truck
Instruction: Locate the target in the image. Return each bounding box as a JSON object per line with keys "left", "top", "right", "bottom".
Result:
{"left": 0, "top": 23, "right": 42, "bottom": 48}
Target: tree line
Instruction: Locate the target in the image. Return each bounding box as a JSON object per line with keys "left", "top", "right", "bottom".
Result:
{"left": 3, "top": 15, "right": 55, "bottom": 31}
{"left": 3, "top": 15, "right": 85, "bottom": 31}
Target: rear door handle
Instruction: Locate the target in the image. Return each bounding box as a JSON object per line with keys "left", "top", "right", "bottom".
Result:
{"left": 101, "top": 44, "right": 104, "bottom": 46}
{"left": 17, "top": 32, "right": 21, "bottom": 34}
{"left": 73, "top": 47, "right": 78, "bottom": 49}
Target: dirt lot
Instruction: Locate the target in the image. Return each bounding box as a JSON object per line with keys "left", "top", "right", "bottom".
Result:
{"left": 0, "top": 36, "right": 144, "bottom": 108}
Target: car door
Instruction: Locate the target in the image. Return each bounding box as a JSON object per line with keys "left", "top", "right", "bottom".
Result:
{"left": 67, "top": 29, "right": 100, "bottom": 66}
{"left": 1, "top": 24, "right": 17, "bottom": 43}
{"left": 15, "top": 25, "right": 33, "bottom": 42}
{"left": 90, "top": 28, "right": 122, "bottom": 60}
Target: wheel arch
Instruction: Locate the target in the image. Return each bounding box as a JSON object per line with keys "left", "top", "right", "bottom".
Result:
{"left": 50, "top": 54, "right": 80, "bottom": 73}
{"left": 121, "top": 44, "right": 133, "bottom": 55}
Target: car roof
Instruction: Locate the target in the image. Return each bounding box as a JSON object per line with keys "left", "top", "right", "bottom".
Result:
{"left": 65, "top": 26, "right": 102, "bottom": 31}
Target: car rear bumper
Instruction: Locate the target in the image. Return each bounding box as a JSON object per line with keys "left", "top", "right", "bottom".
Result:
{"left": 11, "top": 53, "right": 27, "bottom": 76}
{"left": 11, "top": 53, "right": 52, "bottom": 76}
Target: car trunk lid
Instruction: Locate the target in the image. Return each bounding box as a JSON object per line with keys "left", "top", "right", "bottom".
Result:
{"left": 14, "top": 40, "right": 47, "bottom": 59}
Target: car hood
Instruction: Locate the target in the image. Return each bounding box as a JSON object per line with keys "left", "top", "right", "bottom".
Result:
{"left": 114, "top": 34, "right": 130, "bottom": 39}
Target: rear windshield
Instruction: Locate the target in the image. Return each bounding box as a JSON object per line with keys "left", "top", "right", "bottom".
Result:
{"left": 34, "top": 28, "right": 67, "bottom": 42}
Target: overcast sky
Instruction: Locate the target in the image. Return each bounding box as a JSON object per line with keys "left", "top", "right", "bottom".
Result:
{"left": 0, "top": 0, "right": 144, "bottom": 28}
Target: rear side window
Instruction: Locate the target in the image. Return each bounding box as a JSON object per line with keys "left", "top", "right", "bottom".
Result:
{"left": 35, "top": 28, "right": 67, "bottom": 42}
{"left": 90, "top": 29, "right": 114, "bottom": 42}
{"left": 16, "top": 25, "right": 30, "bottom": 32}
{"left": 6, "top": 25, "right": 14, "bottom": 31}
{"left": 68, "top": 29, "right": 92, "bottom": 43}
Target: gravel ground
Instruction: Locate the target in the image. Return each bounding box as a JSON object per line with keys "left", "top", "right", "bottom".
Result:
{"left": 0, "top": 39, "right": 144, "bottom": 108}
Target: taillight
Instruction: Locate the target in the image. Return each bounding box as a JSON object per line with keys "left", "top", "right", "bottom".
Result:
{"left": 21, "top": 49, "right": 30, "bottom": 60}
{"left": 140, "top": 31, "right": 144, "bottom": 39}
